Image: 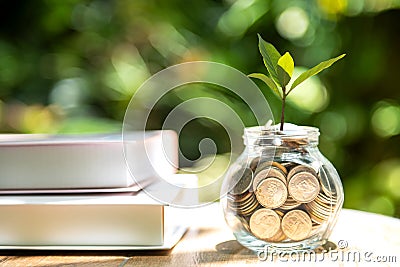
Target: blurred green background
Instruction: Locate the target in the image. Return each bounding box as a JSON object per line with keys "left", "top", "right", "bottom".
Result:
{"left": 0, "top": 0, "right": 399, "bottom": 217}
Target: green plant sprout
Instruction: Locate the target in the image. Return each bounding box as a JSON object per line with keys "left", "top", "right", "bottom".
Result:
{"left": 249, "top": 34, "right": 346, "bottom": 131}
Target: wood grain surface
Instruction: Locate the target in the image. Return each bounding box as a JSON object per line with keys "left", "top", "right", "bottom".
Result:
{"left": 0, "top": 205, "right": 399, "bottom": 266}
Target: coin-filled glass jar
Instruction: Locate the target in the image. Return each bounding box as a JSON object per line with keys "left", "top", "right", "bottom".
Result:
{"left": 221, "top": 124, "right": 344, "bottom": 252}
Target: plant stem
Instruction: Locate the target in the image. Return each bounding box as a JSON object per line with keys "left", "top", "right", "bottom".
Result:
{"left": 280, "top": 87, "right": 286, "bottom": 131}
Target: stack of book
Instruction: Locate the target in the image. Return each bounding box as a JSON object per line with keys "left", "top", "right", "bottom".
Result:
{"left": 0, "top": 131, "right": 194, "bottom": 250}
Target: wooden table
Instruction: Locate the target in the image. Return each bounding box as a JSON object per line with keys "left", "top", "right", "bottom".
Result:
{"left": 0, "top": 204, "right": 399, "bottom": 266}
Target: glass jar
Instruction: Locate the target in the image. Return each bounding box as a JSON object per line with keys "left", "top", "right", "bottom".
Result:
{"left": 221, "top": 125, "right": 344, "bottom": 252}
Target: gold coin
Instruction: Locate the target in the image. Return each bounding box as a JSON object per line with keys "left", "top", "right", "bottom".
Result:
{"left": 231, "top": 167, "right": 253, "bottom": 195}
{"left": 255, "top": 178, "right": 287, "bottom": 209}
{"left": 255, "top": 161, "right": 287, "bottom": 176}
{"left": 307, "top": 206, "right": 330, "bottom": 219}
{"left": 310, "top": 214, "right": 325, "bottom": 224}
{"left": 232, "top": 191, "right": 254, "bottom": 203}
{"left": 255, "top": 167, "right": 287, "bottom": 185}
{"left": 311, "top": 218, "right": 325, "bottom": 225}
{"left": 312, "top": 221, "right": 321, "bottom": 227}
{"left": 308, "top": 224, "right": 321, "bottom": 237}
{"left": 250, "top": 157, "right": 261, "bottom": 171}
{"left": 287, "top": 165, "right": 317, "bottom": 182}
{"left": 315, "top": 192, "right": 334, "bottom": 204}
{"left": 280, "top": 195, "right": 302, "bottom": 210}
{"left": 228, "top": 197, "right": 251, "bottom": 211}
{"left": 282, "top": 137, "right": 308, "bottom": 147}
{"left": 240, "top": 200, "right": 260, "bottom": 216}
{"left": 313, "top": 200, "right": 333, "bottom": 213}
{"left": 272, "top": 162, "right": 288, "bottom": 175}
{"left": 318, "top": 165, "right": 337, "bottom": 197}
{"left": 266, "top": 166, "right": 287, "bottom": 184}
{"left": 309, "top": 211, "right": 328, "bottom": 224}
{"left": 227, "top": 190, "right": 252, "bottom": 203}
{"left": 235, "top": 194, "right": 256, "bottom": 209}
{"left": 319, "top": 191, "right": 338, "bottom": 205}
{"left": 314, "top": 201, "right": 336, "bottom": 215}
{"left": 252, "top": 167, "right": 286, "bottom": 192}
{"left": 305, "top": 203, "right": 330, "bottom": 222}
{"left": 262, "top": 161, "right": 288, "bottom": 175}
{"left": 281, "top": 210, "right": 312, "bottom": 241}
{"left": 305, "top": 198, "right": 330, "bottom": 211}
{"left": 275, "top": 209, "right": 285, "bottom": 217}
{"left": 238, "top": 216, "right": 251, "bottom": 232}
{"left": 252, "top": 171, "right": 267, "bottom": 192}
{"left": 254, "top": 160, "right": 272, "bottom": 175}
{"left": 267, "top": 227, "right": 287, "bottom": 242}
{"left": 230, "top": 195, "right": 254, "bottom": 209}
{"left": 288, "top": 172, "right": 320, "bottom": 203}
{"left": 249, "top": 208, "right": 281, "bottom": 240}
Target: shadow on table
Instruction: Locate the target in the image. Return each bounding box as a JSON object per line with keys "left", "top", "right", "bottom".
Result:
{"left": 215, "top": 239, "right": 337, "bottom": 254}
{"left": 0, "top": 249, "right": 172, "bottom": 257}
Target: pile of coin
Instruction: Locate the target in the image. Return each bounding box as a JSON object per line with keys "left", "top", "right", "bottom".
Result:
{"left": 305, "top": 191, "right": 338, "bottom": 225}
{"left": 227, "top": 158, "right": 338, "bottom": 242}
{"left": 227, "top": 167, "right": 260, "bottom": 217}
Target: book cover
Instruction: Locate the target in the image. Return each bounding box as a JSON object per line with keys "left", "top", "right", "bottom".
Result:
{"left": 0, "top": 131, "right": 178, "bottom": 189}
{"left": 0, "top": 175, "right": 197, "bottom": 249}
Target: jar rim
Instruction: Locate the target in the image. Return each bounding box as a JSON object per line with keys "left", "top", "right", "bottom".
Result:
{"left": 244, "top": 125, "right": 319, "bottom": 137}
{"left": 243, "top": 125, "right": 320, "bottom": 146}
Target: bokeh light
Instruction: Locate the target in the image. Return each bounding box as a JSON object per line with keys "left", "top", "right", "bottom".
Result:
{"left": 364, "top": 0, "right": 397, "bottom": 12}
{"left": 371, "top": 101, "right": 400, "bottom": 138}
{"left": 286, "top": 67, "right": 329, "bottom": 113}
{"left": 387, "top": 165, "right": 400, "bottom": 199}
{"left": 50, "top": 78, "right": 89, "bottom": 111}
{"left": 105, "top": 45, "right": 150, "bottom": 99}
{"left": 317, "top": 0, "right": 347, "bottom": 17}
{"left": 217, "top": 0, "right": 269, "bottom": 37}
{"left": 367, "top": 196, "right": 395, "bottom": 216}
{"left": 372, "top": 159, "right": 400, "bottom": 200}
{"left": 0, "top": 0, "right": 399, "bottom": 216}
{"left": 345, "top": 0, "right": 364, "bottom": 16}
{"left": 276, "top": 6, "right": 309, "bottom": 40}
{"left": 0, "top": 99, "right": 3, "bottom": 125}
{"left": 319, "top": 111, "right": 347, "bottom": 140}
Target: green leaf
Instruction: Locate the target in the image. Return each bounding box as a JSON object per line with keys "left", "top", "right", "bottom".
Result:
{"left": 258, "top": 34, "right": 281, "bottom": 86}
{"left": 277, "top": 65, "right": 291, "bottom": 88}
{"left": 278, "top": 52, "right": 294, "bottom": 77}
{"left": 277, "top": 52, "right": 294, "bottom": 87}
{"left": 248, "top": 73, "right": 282, "bottom": 98}
{"left": 289, "top": 54, "right": 346, "bottom": 93}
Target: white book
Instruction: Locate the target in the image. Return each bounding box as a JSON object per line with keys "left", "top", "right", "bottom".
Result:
{"left": 0, "top": 175, "right": 198, "bottom": 249}
{"left": 0, "top": 131, "right": 178, "bottom": 189}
